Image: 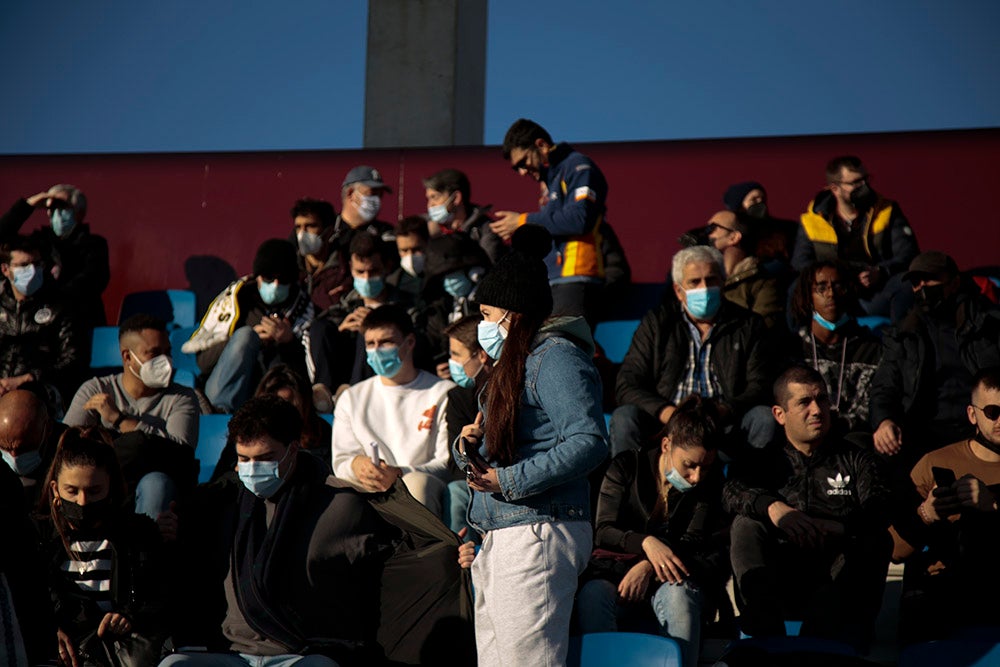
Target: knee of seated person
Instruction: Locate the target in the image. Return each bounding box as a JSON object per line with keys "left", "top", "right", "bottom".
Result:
{"left": 741, "top": 405, "right": 778, "bottom": 449}
{"left": 135, "top": 471, "right": 176, "bottom": 518}
{"left": 730, "top": 514, "right": 769, "bottom": 541}
{"left": 402, "top": 471, "right": 446, "bottom": 514}
{"left": 228, "top": 324, "right": 263, "bottom": 348}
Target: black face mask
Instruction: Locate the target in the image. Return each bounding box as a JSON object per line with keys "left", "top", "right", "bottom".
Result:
{"left": 849, "top": 183, "right": 877, "bottom": 210}
{"left": 746, "top": 202, "right": 768, "bottom": 219}
{"left": 59, "top": 496, "right": 113, "bottom": 531}
{"left": 916, "top": 283, "right": 948, "bottom": 313}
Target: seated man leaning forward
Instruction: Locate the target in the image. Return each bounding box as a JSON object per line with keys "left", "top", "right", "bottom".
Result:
{"left": 723, "top": 365, "right": 891, "bottom": 651}
{"left": 160, "top": 394, "right": 397, "bottom": 667}
{"left": 332, "top": 304, "right": 453, "bottom": 516}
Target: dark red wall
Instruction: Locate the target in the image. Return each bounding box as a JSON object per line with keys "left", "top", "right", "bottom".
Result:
{"left": 1, "top": 128, "right": 997, "bottom": 320}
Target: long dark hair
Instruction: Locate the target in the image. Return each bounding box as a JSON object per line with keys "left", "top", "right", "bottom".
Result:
{"left": 255, "top": 364, "right": 323, "bottom": 449}
{"left": 482, "top": 309, "right": 545, "bottom": 466}
{"left": 38, "top": 427, "right": 126, "bottom": 557}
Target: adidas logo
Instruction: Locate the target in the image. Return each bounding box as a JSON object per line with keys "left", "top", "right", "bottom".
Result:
{"left": 826, "top": 472, "right": 852, "bottom": 496}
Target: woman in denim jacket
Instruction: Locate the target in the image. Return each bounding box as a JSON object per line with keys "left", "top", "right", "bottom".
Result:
{"left": 455, "top": 226, "right": 608, "bottom": 666}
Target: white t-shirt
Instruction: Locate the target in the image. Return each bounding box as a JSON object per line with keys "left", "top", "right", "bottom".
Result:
{"left": 332, "top": 370, "right": 454, "bottom": 485}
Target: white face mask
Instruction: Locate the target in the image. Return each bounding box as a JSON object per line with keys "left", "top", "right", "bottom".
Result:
{"left": 400, "top": 253, "right": 426, "bottom": 277}
{"left": 355, "top": 194, "right": 382, "bottom": 222}
{"left": 296, "top": 230, "right": 323, "bottom": 256}
{"left": 129, "top": 351, "right": 173, "bottom": 389}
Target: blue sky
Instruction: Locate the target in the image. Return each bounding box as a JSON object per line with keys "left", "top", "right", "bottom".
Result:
{"left": 1, "top": 0, "right": 998, "bottom": 154}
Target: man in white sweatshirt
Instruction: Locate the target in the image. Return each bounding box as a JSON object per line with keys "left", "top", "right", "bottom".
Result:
{"left": 332, "top": 304, "right": 454, "bottom": 516}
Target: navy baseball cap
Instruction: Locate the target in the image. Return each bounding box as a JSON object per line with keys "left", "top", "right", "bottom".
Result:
{"left": 342, "top": 165, "right": 391, "bottom": 192}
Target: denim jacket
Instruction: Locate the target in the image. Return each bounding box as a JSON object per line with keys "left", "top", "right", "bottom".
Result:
{"left": 454, "top": 316, "right": 609, "bottom": 533}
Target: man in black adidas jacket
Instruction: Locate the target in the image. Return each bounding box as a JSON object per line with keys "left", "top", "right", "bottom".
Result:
{"left": 723, "top": 365, "right": 891, "bottom": 650}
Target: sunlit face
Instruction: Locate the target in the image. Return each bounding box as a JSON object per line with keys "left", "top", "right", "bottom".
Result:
{"left": 396, "top": 234, "right": 425, "bottom": 258}
{"left": 706, "top": 212, "right": 739, "bottom": 251}
{"left": 293, "top": 214, "right": 322, "bottom": 236}
{"left": 122, "top": 328, "right": 170, "bottom": 372}
{"left": 51, "top": 464, "right": 110, "bottom": 507}
{"left": 773, "top": 382, "right": 831, "bottom": 445}
{"left": 479, "top": 304, "right": 511, "bottom": 327}
{"left": 350, "top": 254, "right": 384, "bottom": 280}
{"left": 508, "top": 140, "right": 548, "bottom": 181}
{"left": 364, "top": 325, "right": 414, "bottom": 364}
{"left": 673, "top": 260, "right": 723, "bottom": 314}
{"left": 449, "top": 337, "right": 485, "bottom": 374}
{"left": 741, "top": 189, "right": 765, "bottom": 210}
{"left": 425, "top": 188, "right": 453, "bottom": 208}
{"left": 969, "top": 385, "right": 1000, "bottom": 448}
{"left": 1, "top": 249, "right": 43, "bottom": 290}
{"left": 662, "top": 437, "right": 714, "bottom": 487}
{"left": 811, "top": 266, "right": 847, "bottom": 323}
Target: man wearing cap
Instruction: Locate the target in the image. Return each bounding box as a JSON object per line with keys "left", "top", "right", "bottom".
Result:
{"left": 793, "top": 156, "right": 919, "bottom": 319}
{"left": 706, "top": 210, "right": 784, "bottom": 329}
{"left": 332, "top": 165, "right": 397, "bottom": 259}
{"left": 0, "top": 184, "right": 111, "bottom": 330}
{"left": 494, "top": 119, "right": 608, "bottom": 326}
{"left": 870, "top": 251, "right": 1000, "bottom": 470}
{"left": 182, "top": 239, "right": 315, "bottom": 413}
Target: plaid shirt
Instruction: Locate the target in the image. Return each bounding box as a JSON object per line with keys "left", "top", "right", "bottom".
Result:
{"left": 672, "top": 316, "right": 722, "bottom": 404}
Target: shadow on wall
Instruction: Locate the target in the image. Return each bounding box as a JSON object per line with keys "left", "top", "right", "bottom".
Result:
{"left": 185, "top": 255, "right": 238, "bottom": 318}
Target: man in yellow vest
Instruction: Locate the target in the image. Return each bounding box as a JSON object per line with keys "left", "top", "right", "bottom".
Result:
{"left": 793, "top": 156, "right": 920, "bottom": 320}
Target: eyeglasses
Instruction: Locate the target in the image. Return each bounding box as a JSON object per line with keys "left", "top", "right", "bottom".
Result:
{"left": 706, "top": 222, "right": 736, "bottom": 234}
{"left": 813, "top": 281, "right": 848, "bottom": 296}
{"left": 973, "top": 404, "right": 1000, "bottom": 421}
{"left": 836, "top": 177, "right": 867, "bottom": 188}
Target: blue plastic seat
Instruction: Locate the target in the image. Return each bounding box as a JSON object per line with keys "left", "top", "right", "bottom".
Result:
{"left": 173, "top": 368, "right": 196, "bottom": 388}
{"left": 90, "top": 326, "right": 122, "bottom": 369}
{"left": 169, "top": 326, "right": 199, "bottom": 378}
{"left": 320, "top": 413, "right": 333, "bottom": 425}
{"left": 196, "top": 414, "right": 231, "bottom": 484}
{"left": 594, "top": 319, "right": 641, "bottom": 364}
{"left": 568, "top": 633, "right": 682, "bottom": 667}
{"left": 900, "top": 640, "right": 1000, "bottom": 666}
{"left": 119, "top": 289, "right": 197, "bottom": 330}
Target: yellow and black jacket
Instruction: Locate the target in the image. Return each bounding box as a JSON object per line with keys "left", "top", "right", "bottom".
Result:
{"left": 792, "top": 190, "right": 919, "bottom": 276}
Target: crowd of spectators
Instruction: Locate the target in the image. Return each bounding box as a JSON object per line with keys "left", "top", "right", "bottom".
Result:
{"left": 1, "top": 118, "right": 1000, "bottom": 667}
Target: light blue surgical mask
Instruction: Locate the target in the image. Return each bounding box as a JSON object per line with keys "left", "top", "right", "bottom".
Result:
{"left": 477, "top": 316, "right": 508, "bottom": 360}
{"left": 366, "top": 345, "right": 403, "bottom": 378}
{"left": 664, "top": 467, "right": 694, "bottom": 492}
{"left": 428, "top": 194, "right": 455, "bottom": 224}
{"left": 354, "top": 275, "right": 384, "bottom": 299}
{"left": 2, "top": 449, "right": 42, "bottom": 476}
{"left": 238, "top": 458, "right": 287, "bottom": 499}
{"left": 813, "top": 312, "right": 851, "bottom": 332}
{"left": 258, "top": 279, "right": 290, "bottom": 305}
{"left": 684, "top": 286, "right": 721, "bottom": 320}
{"left": 49, "top": 208, "right": 76, "bottom": 237}
{"left": 448, "top": 357, "right": 482, "bottom": 389}
{"left": 443, "top": 270, "right": 473, "bottom": 298}
{"left": 10, "top": 263, "right": 43, "bottom": 297}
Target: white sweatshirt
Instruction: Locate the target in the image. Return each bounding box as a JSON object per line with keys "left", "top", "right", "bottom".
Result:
{"left": 332, "top": 370, "right": 454, "bottom": 485}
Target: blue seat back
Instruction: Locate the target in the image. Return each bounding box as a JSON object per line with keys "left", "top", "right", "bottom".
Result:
{"left": 169, "top": 326, "right": 199, "bottom": 377}
{"left": 900, "top": 640, "right": 1000, "bottom": 667}
{"left": 196, "top": 414, "right": 231, "bottom": 484}
{"left": 90, "top": 326, "right": 121, "bottom": 369}
{"left": 568, "top": 633, "right": 682, "bottom": 667}
{"left": 167, "top": 289, "right": 197, "bottom": 328}
{"left": 593, "top": 319, "right": 641, "bottom": 364}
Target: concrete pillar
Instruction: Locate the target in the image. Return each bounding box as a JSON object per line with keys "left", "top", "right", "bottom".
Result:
{"left": 364, "top": 0, "right": 487, "bottom": 148}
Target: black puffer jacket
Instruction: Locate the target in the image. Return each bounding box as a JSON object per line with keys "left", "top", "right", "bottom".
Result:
{"left": 0, "top": 281, "right": 83, "bottom": 398}
{"left": 615, "top": 299, "right": 772, "bottom": 418}
{"left": 869, "top": 290, "right": 1000, "bottom": 430}
{"left": 722, "top": 437, "right": 890, "bottom": 537}
{"left": 0, "top": 198, "right": 110, "bottom": 329}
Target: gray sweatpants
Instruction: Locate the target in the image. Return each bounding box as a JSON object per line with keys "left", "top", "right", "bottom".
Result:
{"left": 471, "top": 520, "right": 592, "bottom": 667}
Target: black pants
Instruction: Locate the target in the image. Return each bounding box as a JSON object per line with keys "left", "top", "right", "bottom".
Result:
{"left": 729, "top": 514, "right": 891, "bottom": 650}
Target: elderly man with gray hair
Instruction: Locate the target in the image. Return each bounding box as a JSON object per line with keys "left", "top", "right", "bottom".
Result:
{"left": 0, "top": 183, "right": 110, "bottom": 330}
{"left": 610, "top": 245, "right": 775, "bottom": 457}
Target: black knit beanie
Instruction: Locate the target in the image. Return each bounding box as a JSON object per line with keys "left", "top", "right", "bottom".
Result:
{"left": 723, "top": 181, "right": 766, "bottom": 212}
{"left": 475, "top": 225, "right": 553, "bottom": 319}
{"left": 253, "top": 239, "right": 299, "bottom": 283}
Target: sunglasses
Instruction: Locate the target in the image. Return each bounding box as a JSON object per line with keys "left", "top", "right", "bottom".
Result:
{"left": 973, "top": 404, "right": 1000, "bottom": 421}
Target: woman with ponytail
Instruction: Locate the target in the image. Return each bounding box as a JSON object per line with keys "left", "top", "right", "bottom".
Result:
{"left": 456, "top": 225, "right": 608, "bottom": 666}
{"left": 40, "top": 427, "right": 168, "bottom": 666}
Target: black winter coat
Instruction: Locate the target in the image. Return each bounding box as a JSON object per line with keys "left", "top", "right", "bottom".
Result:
{"left": 615, "top": 299, "right": 772, "bottom": 419}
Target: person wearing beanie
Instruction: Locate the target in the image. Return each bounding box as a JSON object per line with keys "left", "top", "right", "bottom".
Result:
{"left": 454, "top": 224, "right": 608, "bottom": 666}
{"left": 182, "top": 238, "right": 315, "bottom": 412}
{"left": 722, "top": 179, "right": 799, "bottom": 272}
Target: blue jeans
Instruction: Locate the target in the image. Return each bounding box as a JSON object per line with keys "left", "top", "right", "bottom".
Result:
{"left": 576, "top": 577, "right": 702, "bottom": 667}
{"left": 159, "top": 652, "right": 338, "bottom": 667}
{"left": 205, "top": 326, "right": 262, "bottom": 413}
{"left": 611, "top": 403, "right": 776, "bottom": 456}
{"left": 442, "top": 480, "right": 478, "bottom": 541}
{"left": 134, "top": 471, "right": 176, "bottom": 520}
